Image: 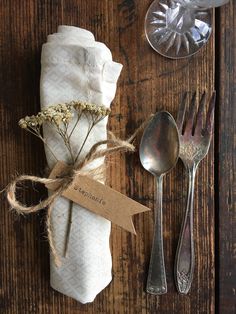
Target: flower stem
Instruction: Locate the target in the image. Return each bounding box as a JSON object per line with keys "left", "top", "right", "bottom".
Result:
{"left": 63, "top": 200, "right": 74, "bottom": 257}
{"left": 74, "top": 122, "right": 95, "bottom": 163}
{"left": 69, "top": 112, "right": 82, "bottom": 139}
{"left": 43, "top": 140, "right": 59, "bottom": 163}
{"left": 56, "top": 127, "right": 75, "bottom": 164}
{"left": 26, "top": 128, "right": 58, "bottom": 162}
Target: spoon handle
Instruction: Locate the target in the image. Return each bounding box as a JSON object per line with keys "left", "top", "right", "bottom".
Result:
{"left": 175, "top": 166, "right": 196, "bottom": 294}
{"left": 146, "top": 175, "right": 167, "bottom": 295}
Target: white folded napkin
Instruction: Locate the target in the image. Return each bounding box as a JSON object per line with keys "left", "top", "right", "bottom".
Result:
{"left": 40, "top": 25, "right": 122, "bottom": 303}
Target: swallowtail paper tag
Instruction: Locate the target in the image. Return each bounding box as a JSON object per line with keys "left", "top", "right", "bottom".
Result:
{"left": 47, "top": 161, "right": 150, "bottom": 234}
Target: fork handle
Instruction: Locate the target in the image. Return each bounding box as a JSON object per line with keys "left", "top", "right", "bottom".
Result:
{"left": 146, "top": 175, "right": 167, "bottom": 295}
{"left": 175, "top": 167, "right": 196, "bottom": 294}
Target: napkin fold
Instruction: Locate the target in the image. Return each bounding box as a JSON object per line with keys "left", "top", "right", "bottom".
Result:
{"left": 40, "top": 25, "right": 122, "bottom": 303}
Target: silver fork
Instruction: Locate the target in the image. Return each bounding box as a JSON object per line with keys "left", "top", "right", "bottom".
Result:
{"left": 175, "top": 91, "right": 216, "bottom": 294}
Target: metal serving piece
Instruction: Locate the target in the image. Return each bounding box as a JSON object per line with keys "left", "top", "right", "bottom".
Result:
{"left": 139, "top": 111, "right": 180, "bottom": 295}
{"left": 175, "top": 91, "right": 216, "bottom": 294}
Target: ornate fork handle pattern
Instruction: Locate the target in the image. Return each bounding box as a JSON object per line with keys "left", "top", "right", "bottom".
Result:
{"left": 175, "top": 166, "right": 196, "bottom": 294}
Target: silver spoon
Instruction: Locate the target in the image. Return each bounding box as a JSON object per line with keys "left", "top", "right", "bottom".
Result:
{"left": 139, "top": 111, "right": 180, "bottom": 295}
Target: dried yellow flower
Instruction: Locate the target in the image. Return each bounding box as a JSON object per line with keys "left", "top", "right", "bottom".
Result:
{"left": 18, "top": 118, "right": 28, "bottom": 129}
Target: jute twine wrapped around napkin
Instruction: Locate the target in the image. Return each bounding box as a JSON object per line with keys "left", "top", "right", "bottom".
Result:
{"left": 7, "top": 128, "right": 137, "bottom": 266}
{"left": 40, "top": 26, "right": 123, "bottom": 303}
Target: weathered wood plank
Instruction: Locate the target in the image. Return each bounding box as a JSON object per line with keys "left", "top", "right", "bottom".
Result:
{"left": 218, "top": 2, "right": 236, "bottom": 313}
{"left": 0, "top": 0, "right": 215, "bottom": 313}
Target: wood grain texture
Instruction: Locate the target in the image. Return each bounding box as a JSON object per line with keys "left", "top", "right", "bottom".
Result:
{"left": 217, "top": 2, "right": 236, "bottom": 313}
{"left": 0, "top": 0, "right": 218, "bottom": 313}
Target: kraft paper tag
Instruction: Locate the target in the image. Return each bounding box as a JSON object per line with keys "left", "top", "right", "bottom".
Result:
{"left": 46, "top": 161, "right": 150, "bottom": 234}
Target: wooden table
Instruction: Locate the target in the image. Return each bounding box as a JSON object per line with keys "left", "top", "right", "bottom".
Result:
{"left": 0, "top": 1, "right": 235, "bottom": 313}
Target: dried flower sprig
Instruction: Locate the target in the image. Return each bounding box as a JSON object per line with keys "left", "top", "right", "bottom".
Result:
{"left": 18, "top": 100, "right": 111, "bottom": 258}
{"left": 19, "top": 101, "right": 110, "bottom": 129}
{"left": 18, "top": 100, "right": 111, "bottom": 164}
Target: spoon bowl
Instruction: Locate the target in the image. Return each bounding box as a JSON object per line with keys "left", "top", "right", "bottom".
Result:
{"left": 140, "top": 112, "right": 180, "bottom": 176}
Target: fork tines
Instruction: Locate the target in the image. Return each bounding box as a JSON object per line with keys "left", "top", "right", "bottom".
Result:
{"left": 177, "top": 91, "right": 216, "bottom": 137}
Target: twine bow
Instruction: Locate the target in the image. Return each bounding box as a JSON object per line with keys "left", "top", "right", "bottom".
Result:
{"left": 6, "top": 132, "right": 136, "bottom": 267}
